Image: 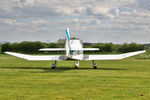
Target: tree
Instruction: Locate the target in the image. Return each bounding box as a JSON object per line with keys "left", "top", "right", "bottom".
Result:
{"left": 128, "top": 42, "right": 138, "bottom": 52}
{"left": 117, "top": 43, "right": 145, "bottom": 53}
{"left": 103, "top": 43, "right": 113, "bottom": 53}
{"left": 21, "top": 41, "right": 46, "bottom": 53}
{"left": 92, "top": 43, "right": 104, "bottom": 53}
{"left": 0, "top": 44, "right": 1, "bottom": 53}
{"left": 137, "top": 44, "right": 145, "bottom": 50}
{"left": 11, "top": 43, "right": 19, "bottom": 52}
{"left": 57, "top": 39, "right": 66, "bottom": 44}
{"left": 48, "top": 43, "right": 58, "bottom": 48}
{"left": 117, "top": 43, "right": 129, "bottom": 53}
{"left": 1, "top": 43, "right": 12, "bottom": 53}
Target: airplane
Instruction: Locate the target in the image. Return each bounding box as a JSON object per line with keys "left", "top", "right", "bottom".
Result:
{"left": 5, "top": 28, "right": 146, "bottom": 69}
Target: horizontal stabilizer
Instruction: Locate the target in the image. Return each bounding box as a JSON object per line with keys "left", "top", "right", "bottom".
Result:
{"left": 83, "top": 50, "right": 146, "bottom": 60}
{"left": 71, "top": 48, "right": 99, "bottom": 51}
{"left": 82, "top": 48, "right": 99, "bottom": 51}
{"left": 5, "top": 52, "right": 66, "bottom": 61}
{"left": 39, "top": 48, "right": 66, "bottom": 51}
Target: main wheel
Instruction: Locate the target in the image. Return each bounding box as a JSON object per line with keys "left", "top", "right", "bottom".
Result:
{"left": 92, "top": 60, "right": 97, "bottom": 69}
{"left": 52, "top": 63, "right": 56, "bottom": 69}
{"left": 75, "top": 61, "right": 79, "bottom": 69}
{"left": 93, "top": 65, "right": 97, "bottom": 69}
{"left": 75, "top": 65, "right": 78, "bottom": 69}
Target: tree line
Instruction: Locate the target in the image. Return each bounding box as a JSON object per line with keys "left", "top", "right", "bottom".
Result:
{"left": 1, "top": 41, "right": 145, "bottom": 53}
{"left": 1, "top": 41, "right": 46, "bottom": 54}
{"left": 89, "top": 43, "right": 145, "bottom": 53}
{"left": 0, "top": 41, "right": 145, "bottom": 54}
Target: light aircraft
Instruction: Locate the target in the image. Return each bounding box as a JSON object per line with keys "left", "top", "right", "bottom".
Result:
{"left": 5, "top": 28, "right": 145, "bottom": 69}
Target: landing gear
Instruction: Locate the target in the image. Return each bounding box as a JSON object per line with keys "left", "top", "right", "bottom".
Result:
{"left": 92, "top": 60, "right": 97, "bottom": 69}
{"left": 75, "top": 61, "right": 79, "bottom": 69}
{"left": 52, "top": 61, "right": 57, "bottom": 69}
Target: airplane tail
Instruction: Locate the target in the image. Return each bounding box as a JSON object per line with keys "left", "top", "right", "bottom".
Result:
{"left": 65, "top": 28, "right": 71, "bottom": 56}
{"left": 65, "top": 28, "right": 71, "bottom": 48}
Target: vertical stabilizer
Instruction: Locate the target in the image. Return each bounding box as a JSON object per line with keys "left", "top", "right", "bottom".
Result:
{"left": 65, "top": 28, "right": 71, "bottom": 48}
{"left": 65, "top": 28, "right": 71, "bottom": 56}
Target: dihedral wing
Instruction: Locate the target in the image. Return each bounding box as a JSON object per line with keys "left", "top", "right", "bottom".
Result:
{"left": 5, "top": 28, "right": 146, "bottom": 69}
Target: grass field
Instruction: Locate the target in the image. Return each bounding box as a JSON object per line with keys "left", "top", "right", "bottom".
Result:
{"left": 0, "top": 53, "right": 150, "bottom": 100}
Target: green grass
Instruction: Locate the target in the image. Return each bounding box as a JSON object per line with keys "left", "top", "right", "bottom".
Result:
{"left": 0, "top": 53, "right": 150, "bottom": 100}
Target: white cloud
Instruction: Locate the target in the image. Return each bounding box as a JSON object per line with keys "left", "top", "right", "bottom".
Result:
{"left": 30, "top": 20, "right": 49, "bottom": 25}
{"left": 86, "top": 6, "right": 114, "bottom": 20}
{"left": 0, "top": 0, "right": 150, "bottom": 43}
{"left": 20, "top": 0, "right": 35, "bottom": 6}
{"left": 0, "top": 18, "right": 16, "bottom": 25}
{"left": 120, "top": 11, "right": 132, "bottom": 16}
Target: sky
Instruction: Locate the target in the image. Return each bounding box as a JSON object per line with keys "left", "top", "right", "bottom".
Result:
{"left": 0, "top": 0, "right": 150, "bottom": 44}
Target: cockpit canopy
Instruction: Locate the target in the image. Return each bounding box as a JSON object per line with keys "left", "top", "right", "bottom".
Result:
{"left": 70, "top": 40, "right": 83, "bottom": 55}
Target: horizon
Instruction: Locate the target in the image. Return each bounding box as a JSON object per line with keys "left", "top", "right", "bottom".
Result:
{"left": 0, "top": 40, "right": 150, "bottom": 45}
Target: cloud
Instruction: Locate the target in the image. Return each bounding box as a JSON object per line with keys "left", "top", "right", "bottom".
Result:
{"left": 137, "top": 0, "right": 150, "bottom": 11}
{"left": 0, "top": 0, "right": 150, "bottom": 43}
{"left": 20, "top": 0, "right": 35, "bottom": 6}
{"left": 86, "top": 6, "right": 114, "bottom": 20}
{"left": 0, "top": 18, "right": 16, "bottom": 25}
{"left": 30, "top": 20, "right": 49, "bottom": 25}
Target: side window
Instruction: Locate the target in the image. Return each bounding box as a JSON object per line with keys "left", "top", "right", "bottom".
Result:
{"left": 72, "top": 50, "right": 75, "bottom": 54}
{"left": 72, "top": 50, "right": 83, "bottom": 55}
{"left": 75, "top": 51, "right": 78, "bottom": 54}
{"left": 80, "top": 50, "right": 83, "bottom": 54}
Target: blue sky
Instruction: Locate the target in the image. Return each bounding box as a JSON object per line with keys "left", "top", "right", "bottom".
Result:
{"left": 0, "top": 0, "right": 150, "bottom": 44}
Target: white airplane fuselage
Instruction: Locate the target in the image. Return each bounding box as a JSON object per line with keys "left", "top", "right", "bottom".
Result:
{"left": 64, "top": 28, "right": 84, "bottom": 60}
{"left": 66, "top": 39, "right": 84, "bottom": 60}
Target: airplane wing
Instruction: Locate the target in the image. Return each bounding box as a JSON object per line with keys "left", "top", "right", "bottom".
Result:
{"left": 83, "top": 50, "right": 146, "bottom": 60}
{"left": 39, "top": 48, "right": 65, "bottom": 51}
{"left": 5, "top": 52, "right": 67, "bottom": 61}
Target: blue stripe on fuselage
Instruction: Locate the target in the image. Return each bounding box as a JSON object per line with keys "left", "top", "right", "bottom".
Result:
{"left": 65, "top": 28, "right": 71, "bottom": 48}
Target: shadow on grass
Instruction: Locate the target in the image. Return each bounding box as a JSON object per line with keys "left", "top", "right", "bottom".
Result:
{"left": 0, "top": 66, "right": 127, "bottom": 73}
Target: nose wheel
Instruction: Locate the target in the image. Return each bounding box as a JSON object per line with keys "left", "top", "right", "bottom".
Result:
{"left": 52, "top": 61, "right": 57, "bottom": 69}
{"left": 92, "top": 60, "right": 97, "bottom": 69}
{"left": 75, "top": 61, "right": 79, "bottom": 68}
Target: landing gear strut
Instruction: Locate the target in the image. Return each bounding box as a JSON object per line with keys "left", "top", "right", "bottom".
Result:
{"left": 75, "top": 61, "right": 79, "bottom": 69}
{"left": 52, "top": 61, "right": 57, "bottom": 69}
{"left": 92, "top": 60, "right": 97, "bottom": 69}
